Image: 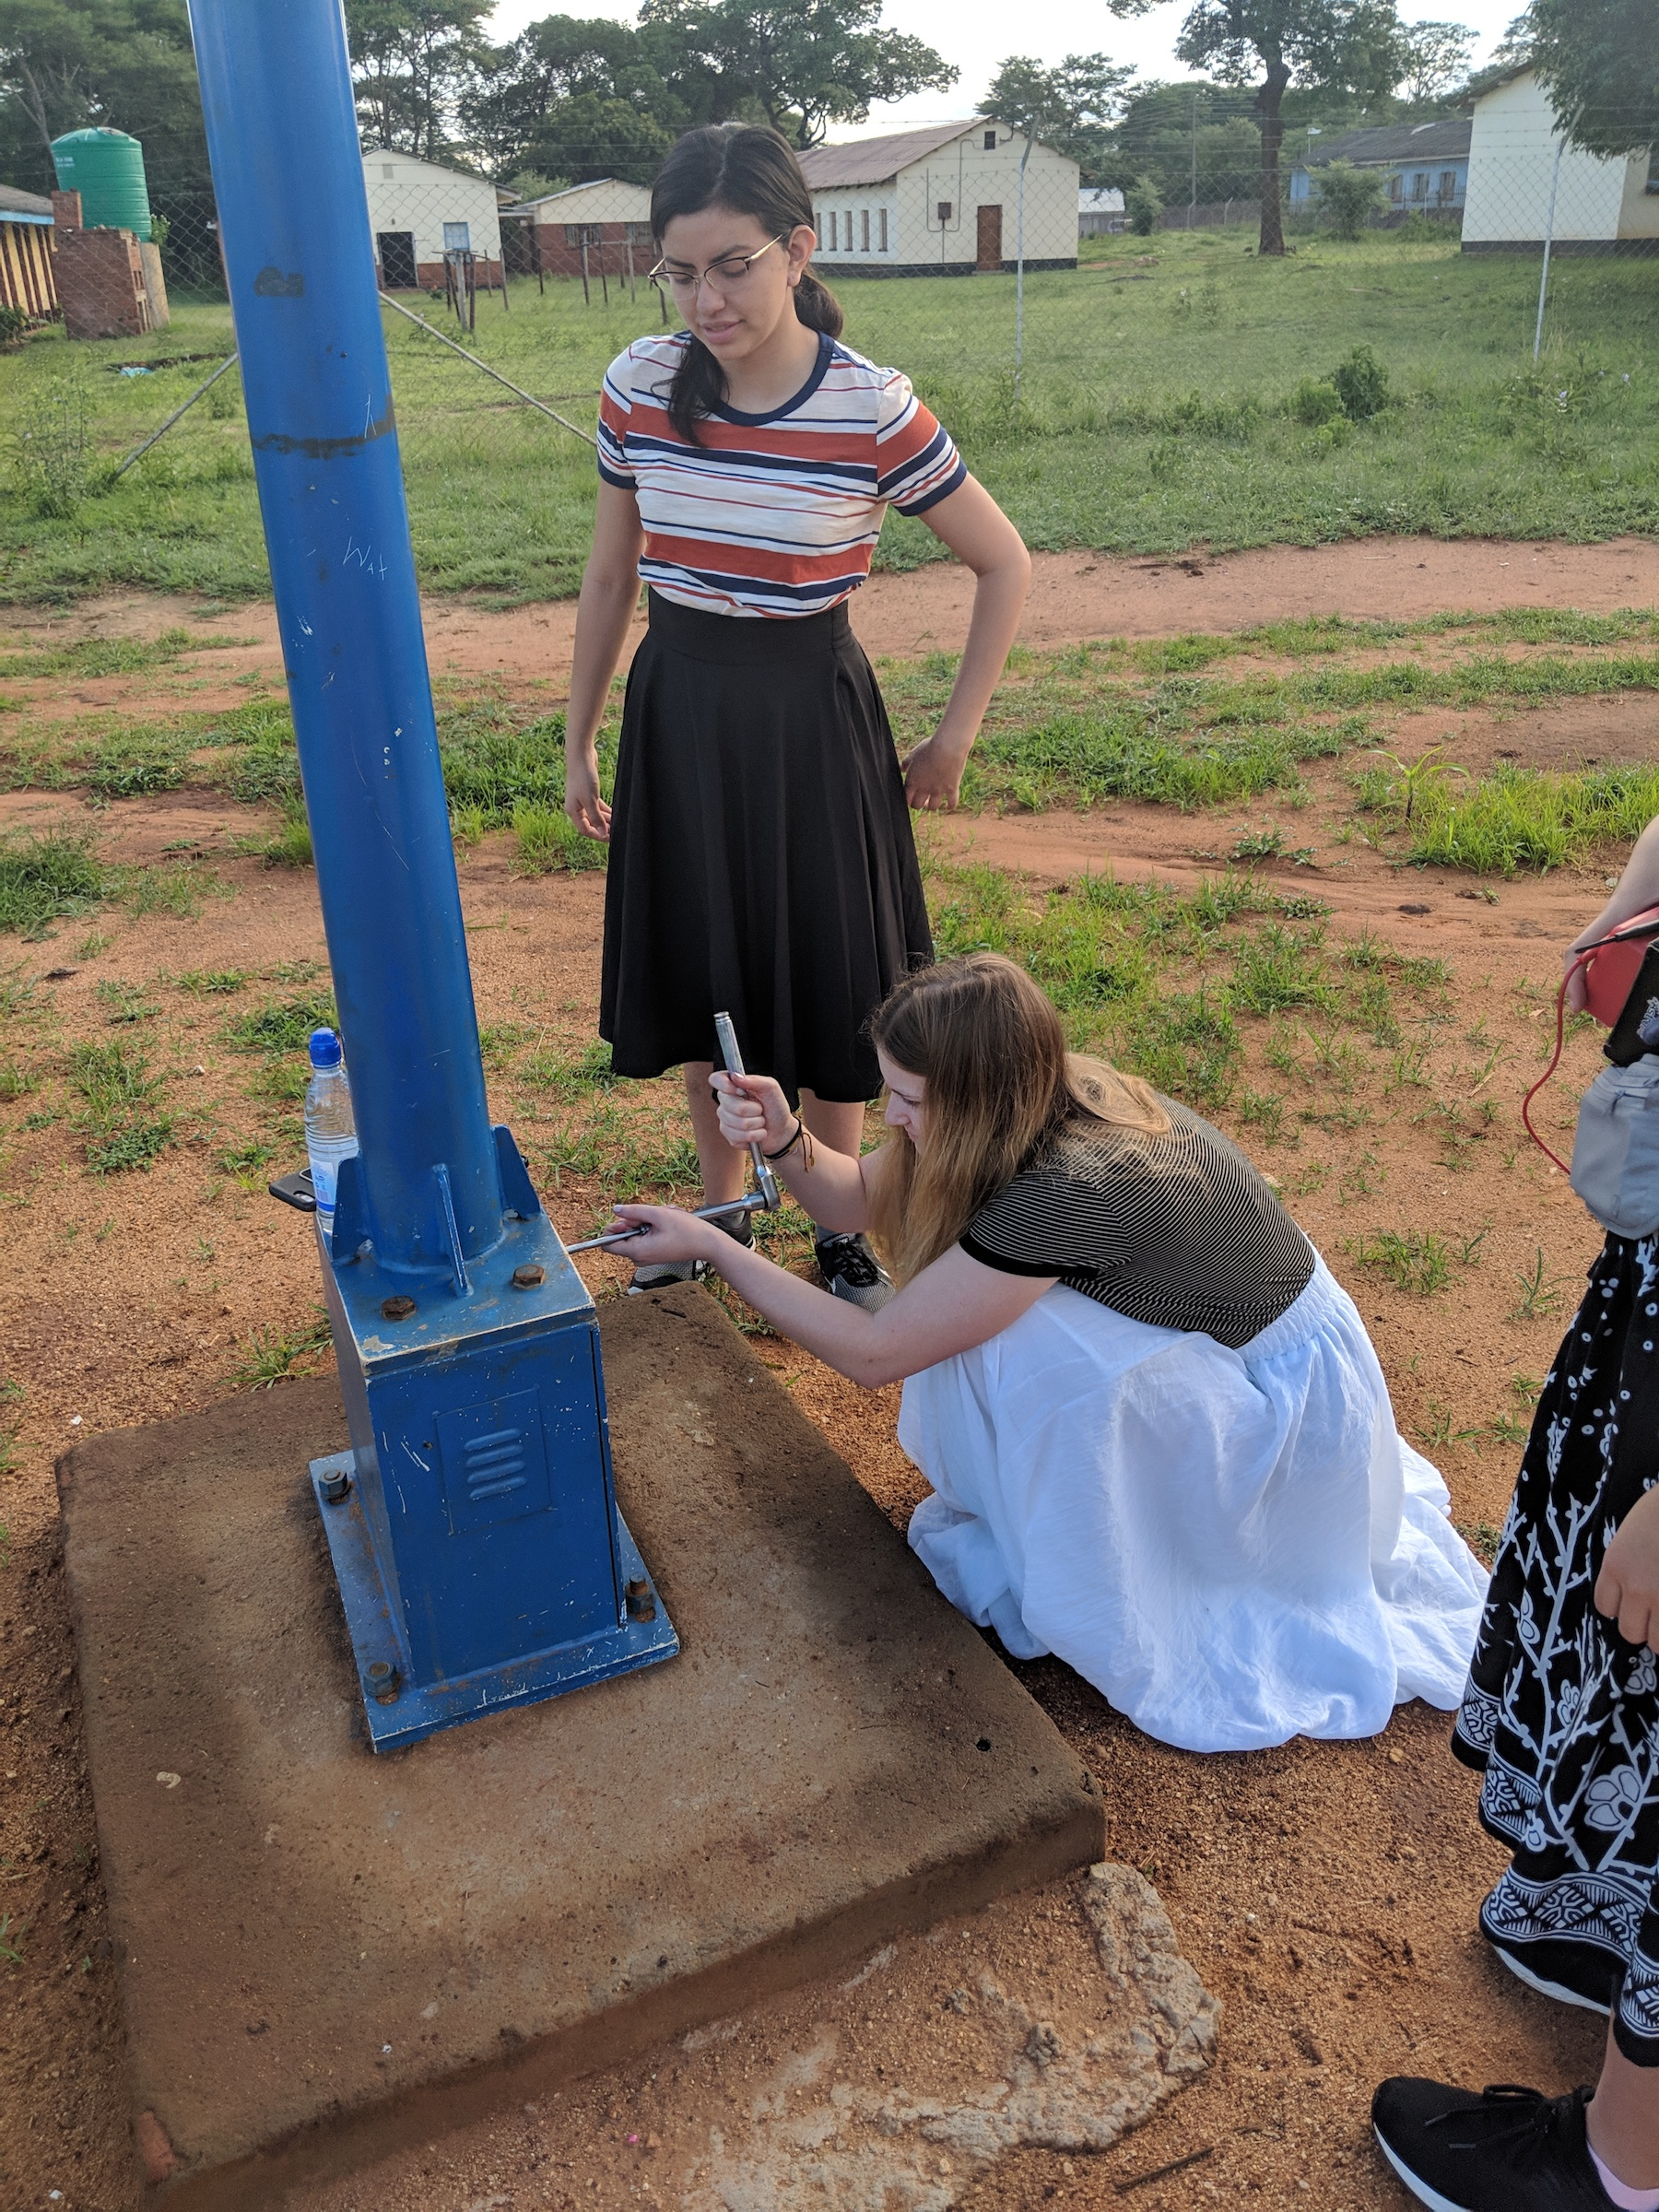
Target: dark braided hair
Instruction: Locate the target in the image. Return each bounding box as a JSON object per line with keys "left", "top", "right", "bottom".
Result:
{"left": 650, "top": 124, "right": 842, "bottom": 445}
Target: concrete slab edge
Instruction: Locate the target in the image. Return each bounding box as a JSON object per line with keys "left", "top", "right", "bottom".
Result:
{"left": 154, "top": 1793, "right": 1105, "bottom": 2208}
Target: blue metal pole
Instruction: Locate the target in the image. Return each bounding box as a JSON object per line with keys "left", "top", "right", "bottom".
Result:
{"left": 185, "top": 0, "right": 677, "bottom": 1747}
{"left": 189, "top": 0, "right": 496, "bottom": 1283}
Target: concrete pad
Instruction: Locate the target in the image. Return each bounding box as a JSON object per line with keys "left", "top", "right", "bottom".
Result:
{"left": 57, "top": 1285, "right": 1104, "bottom": 2207}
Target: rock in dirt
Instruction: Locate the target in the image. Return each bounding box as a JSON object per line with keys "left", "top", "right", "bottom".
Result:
{"left": 681, "top": 1864, "right": 1219, "bottom": 2209}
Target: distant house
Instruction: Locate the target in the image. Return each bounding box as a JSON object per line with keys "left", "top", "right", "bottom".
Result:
{"left": 503, "top": 178, "right": 653, "bottom": 281}
{"left": 1462, "top": 65, "right": 1659, "bottom": 253}
{"left": 0, "top": 182, "right": 56, "bottom": 319}
{"left": 361, "top": 152, "right": 502, "bottom": 289}
{"left": 798, "top": 122, "right": 1079, "bottom": 277}
{"left": 1289, "top": 118, "right": 1471, "bottom": 218}
{"left": 1078, "top": 186, "right": 1126, "bottom": 236}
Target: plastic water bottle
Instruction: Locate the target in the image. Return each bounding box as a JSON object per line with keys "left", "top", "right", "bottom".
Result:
{"left": 303, "top": 1028, "right": 358, "bottom": 1236}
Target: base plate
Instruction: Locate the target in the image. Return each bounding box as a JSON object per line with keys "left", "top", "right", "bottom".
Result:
{"left": 310, "top": 1453, "right": 679, "bottom": 1750}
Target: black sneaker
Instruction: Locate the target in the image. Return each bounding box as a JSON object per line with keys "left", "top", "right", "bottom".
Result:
{"left": 1486, "top": 1928, "right": 1618, "bottom": 2018}
{"left": 815, "top": 1231, "right": 894, "bottom": 1312}
{"left": 629, "top": 1206, "right": 751, "bottom": 1295}
{"left": 1371, "top": 2079, "right": 1614, "bottom": 2210}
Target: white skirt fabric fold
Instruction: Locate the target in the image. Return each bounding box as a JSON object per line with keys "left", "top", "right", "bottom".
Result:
{"left": 900, "top": 1257, "right": 1488, "bottom": 1754}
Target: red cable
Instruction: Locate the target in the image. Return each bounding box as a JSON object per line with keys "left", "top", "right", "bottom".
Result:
{"left": 1521, "top": 957, "right": 1588, "bottom": 1174}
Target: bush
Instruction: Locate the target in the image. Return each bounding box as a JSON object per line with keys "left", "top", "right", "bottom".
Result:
{"left": 1312, "top": 159, "right": 1389, "bottom": 241}
{"left": 1333, "top": 345, "right": 1390, "bottom": 421}
{"left": 1289, "top": 376, "right": 1346, "bottom": 427}
{"left": 1125, "top": 177, "right": 1163, "bottom": 236}
{"left": 0, "top": 305, "right": 27, "bottom": 350}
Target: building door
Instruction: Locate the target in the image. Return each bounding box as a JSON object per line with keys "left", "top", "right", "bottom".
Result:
{"left": 377, "top": 231, "right": 418, "bottom": 288}
{"left": 976, "top": 205, "right": 1003, "bottom": 269}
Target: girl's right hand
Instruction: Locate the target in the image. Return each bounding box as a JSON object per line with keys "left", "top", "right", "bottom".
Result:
{"left": 565, "top": 756, "right": 611, "bottom": 841}
{"left": 711, "top": 1071, "right": 795, "bottom": 1156}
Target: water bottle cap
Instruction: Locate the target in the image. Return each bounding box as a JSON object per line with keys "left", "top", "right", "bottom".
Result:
{"left": 308, "top": 1027, "right": 343, "bottom": 1068}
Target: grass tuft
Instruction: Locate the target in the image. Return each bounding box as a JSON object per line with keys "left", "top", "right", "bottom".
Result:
{"left": 0, "top": 832, "right": 105, "bottom": 937}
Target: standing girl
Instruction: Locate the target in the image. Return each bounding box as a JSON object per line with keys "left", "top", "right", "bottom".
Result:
{"left": 562, "top": 123, "right": 1030, "bottom": 1303}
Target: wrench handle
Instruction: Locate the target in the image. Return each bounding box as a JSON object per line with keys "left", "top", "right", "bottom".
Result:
{"left": 713, "top": 1011, "right": 781, "bottom": 1211}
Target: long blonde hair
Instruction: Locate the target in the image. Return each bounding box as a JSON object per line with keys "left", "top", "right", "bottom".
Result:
{"left": 865, "top": 953, "right": 1171, "bottom": 1284}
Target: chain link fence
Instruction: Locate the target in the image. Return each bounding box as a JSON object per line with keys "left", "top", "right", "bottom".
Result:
{"left": 3, "top": 117, "right": 1655, "bottom": 596}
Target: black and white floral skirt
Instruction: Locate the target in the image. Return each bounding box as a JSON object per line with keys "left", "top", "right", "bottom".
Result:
{"left": 1455, "top": 1231, "right": 1659, "bottom": 2065}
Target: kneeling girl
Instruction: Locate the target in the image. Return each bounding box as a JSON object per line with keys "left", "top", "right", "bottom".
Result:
{"left": 609, "top": 952, "right": 1488, "bottom": 1755}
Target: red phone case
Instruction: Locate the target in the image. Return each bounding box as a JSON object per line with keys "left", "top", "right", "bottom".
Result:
{"left": 1584, "top": 905, "right": 1659, "bottom": 1028}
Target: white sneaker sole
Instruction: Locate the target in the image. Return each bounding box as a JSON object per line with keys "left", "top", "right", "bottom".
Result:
{"left": 1373, "top": 2124, "right": 1468, "bottom": 2212}
{"left": 1490, "top": 1940, "right": 1613, "bottom": 2017}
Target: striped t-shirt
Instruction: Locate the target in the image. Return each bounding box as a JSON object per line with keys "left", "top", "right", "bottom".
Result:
{"left": 961, "top": 1103, "right": 1316, "bottom": 1348}
{"left": 596, "top": 331, "right": 966, "bottom": 618}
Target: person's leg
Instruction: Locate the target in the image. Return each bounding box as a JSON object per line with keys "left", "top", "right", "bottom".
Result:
{"left": 798, "top": 1090, "right": 865, "bottom": 1163}
{"left": 685, "top": 1062, "right": 746, "bottom": 1207}
{"left": 1589, "top": 2020, "right": 1659, "bottom": 2196}
{"left": 798, "top": 1090, "right": 893, "bottom": 1310}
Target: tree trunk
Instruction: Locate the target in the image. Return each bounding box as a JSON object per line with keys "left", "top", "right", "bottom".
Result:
{"left": 1255, "top": 61, "right": 1290, "bottom": 256}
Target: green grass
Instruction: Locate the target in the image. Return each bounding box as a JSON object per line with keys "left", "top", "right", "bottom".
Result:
{"left": 0, "top": 832, "right": 105, "bottom": 936}
{"left": 2, "top": 229, "right": 1657, "bottom": 604}
{"left": 65, "top": 1040, "right": 175, "bottom": 1172}
{"left": 229, "top": 1310, "right": 333, "bottom": 1390}
{"left": 223, "top": 987, "right": 337, "bottom": 1058}
{"left": 918, "top": 849, "right": 1448, "bottom": 1115}
{"left": 1400, "top": 763, "right": 1659, "bottom": 876}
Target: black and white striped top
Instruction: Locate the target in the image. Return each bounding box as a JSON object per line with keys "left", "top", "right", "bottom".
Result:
{"left": 960, "top": 1101, "right": 1316, "bottom": 1348}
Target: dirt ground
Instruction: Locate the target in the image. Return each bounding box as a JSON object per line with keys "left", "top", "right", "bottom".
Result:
{"left": 0, "top": 537, "right": 1645, "bottom": 2212}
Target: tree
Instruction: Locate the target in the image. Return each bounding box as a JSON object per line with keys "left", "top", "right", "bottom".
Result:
{"left": 1112, "top": 76, "right": 1263, "bottom": 204}
{"left": 462, "top": 14, "right": 684, "bottom": 177}
{"left": 1311, "top": 153, "right": 1387, "bottom": 233}
{"left": 0, "top": 0, "right": 206, "bottom": 194}
{"left": 978, "top": 53, "right": 1136, "bottom": 182}
{"left": 346, "top": 0, "right": 493, "bottom": 161}
{"left": 638, "top": 0, "right": 957, "bottom": 148}
{"left": 1106, "top": 0, "right": 1407, "bottom": 256}
{"left": 1526, "top": 0, "right": 1659, "bottom": 161}
{"left": 1396, "top": 18, "right": 1474, "bottom": 104}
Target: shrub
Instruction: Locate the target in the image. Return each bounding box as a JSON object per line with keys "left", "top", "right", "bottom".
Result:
{"left": 1125, "top": 178, "right": 1163, "bottom": 236}
{"left": 1312, "top": 159, "right": 1389, "bottom": 241}
{"left": 1289, "top": 376, "right": 1345, "bottom": 427}
{"left": 0, "top": 305, "right": 27, "bottom": 350}
{"left": 1333, "top": 345, "right": 1389, "bottom": 421}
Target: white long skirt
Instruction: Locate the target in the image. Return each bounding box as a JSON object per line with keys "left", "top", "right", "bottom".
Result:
{"left": 900, "top": 1258, "right": 1488, "bottom": 1754}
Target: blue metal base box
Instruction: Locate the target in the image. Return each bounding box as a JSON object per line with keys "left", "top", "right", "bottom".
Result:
{"left": 313, "top": 1179, "right": 677, "bottom": 1752}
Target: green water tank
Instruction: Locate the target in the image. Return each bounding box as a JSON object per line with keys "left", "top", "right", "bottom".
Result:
{"left": 50, "top": 128, "right": 153, "bottom": 241}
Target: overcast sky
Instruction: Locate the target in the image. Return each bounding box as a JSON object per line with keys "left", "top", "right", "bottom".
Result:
{"left": 483, "top": 1, "right": 1524, "bottom": 134}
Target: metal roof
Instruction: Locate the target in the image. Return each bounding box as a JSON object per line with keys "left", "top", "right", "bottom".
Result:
{"left": 1300, "top": 118, "right": 1472, "bottom": 170}
{"left": 0, "top": 182, "right": 54, "bottom": 218}
{"left": 798, "top": 122, "right": 985, "bottom": 188}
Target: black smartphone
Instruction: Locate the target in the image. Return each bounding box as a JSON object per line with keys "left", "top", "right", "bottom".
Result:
{"left": 268, "top": 1167, "right": 317, "bottom": 1213}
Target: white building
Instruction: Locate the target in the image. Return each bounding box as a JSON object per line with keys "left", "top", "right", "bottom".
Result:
{"left": 360, "top": 152, "right": 503, "bottom": 288}
{"left": 1463, "top": 66, "right": 1659, "bottom": 253}
{"left": 1079, "top": 186, "right": 1126, "bottom": 236}
{"left": 798, "top": 121, "right": 1079, "bottom": 277}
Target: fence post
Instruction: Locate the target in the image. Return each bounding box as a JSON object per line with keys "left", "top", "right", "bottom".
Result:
{"left": 580, "top": 235, "right": 590, "bottom": 307}
{"left": 1014, "top": 135, "right": 1031, "bottom": 404}
{"left": 1534, "top": 134, "right": 1563, "bottom": 365}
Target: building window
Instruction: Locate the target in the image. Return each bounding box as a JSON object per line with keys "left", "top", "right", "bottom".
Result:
{"left": 442, "top": 221, "right": 471, "bottom": 251}
{"left": 983, "top": 129, "right": 996, "bottom": 150}
{"left": 1389, "top": 173, "right": 1404, "bottom": 203}
{"left": 878, "top": 206, "right": 888, "bottom": 252}
{"left": 565, "top": 225, "right": 579, "bottom": 245}
{"left": 861, "top": 207, "right": 869, "bottom": 251}
{"left": 827, "top": 209, "right": 837, "bottom": 250}
{"left": 1411, "top": 171, "right": 1429, "bottom": 201}
{"left": 1648, "top": 147, "right": 1659, "bottom": 194}
{"left": 936, "top": 200, "right": 952, "bottom": 225}
{"left": 1439, "top": 170, "right": 1457, "bottom": 202}
{"left": 844, "top": 206, "right": 853, "bottom": 247}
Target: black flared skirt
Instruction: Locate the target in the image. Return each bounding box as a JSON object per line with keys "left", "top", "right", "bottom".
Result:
{"left": 599, "top": 591, "right": 933, "bottom": 1103}
{"left": 1454, "top": 1231, "right": 1659, "bottom": 2065}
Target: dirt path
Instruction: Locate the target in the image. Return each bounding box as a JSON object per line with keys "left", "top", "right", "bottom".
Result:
{"left": 5, "top": 535, "right": 1659, "bottom": 728}
{"left": 2, "top": 542, "right": 1654, "bottom": 2212}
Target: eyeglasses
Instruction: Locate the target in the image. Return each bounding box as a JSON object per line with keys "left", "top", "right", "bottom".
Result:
{"left": 650, "top": 237, "right": 784, "bottom": 297}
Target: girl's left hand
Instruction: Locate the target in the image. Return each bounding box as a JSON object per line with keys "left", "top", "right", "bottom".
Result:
{"left": 1595, "top": 1483, "right": 1659, "bottom": 1653}
{"left": 605, "top": 1202, "right": 724, "bottom": 1267}
{"left": 904, "top": 733, "right": 969, "bottom": 812}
